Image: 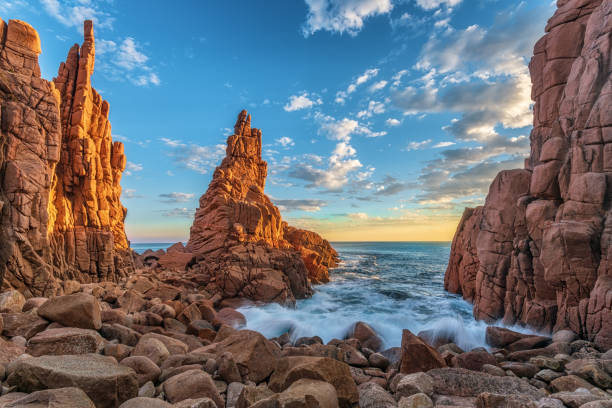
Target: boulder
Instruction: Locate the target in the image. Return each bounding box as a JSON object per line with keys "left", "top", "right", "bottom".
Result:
{"left": 351, "top": 322, "right": 383, "bottom": 352}
{"left": 118, "top": 398, "right": 172, "bottom": 408}
{"left": 258, "top": 379, "right": 339, "bottom": 408}
{"left": 426, "top": 368, "right": 545, "bottom": 400}
{"left": 37, "top": 293, "right": 101, "bottom": 330}
{"left": 358, "top": 382, "right": 395, "bottom": 408}
{"left": 120, "top": 356, "right": 161, "bottom": 386}
{"left": 6, "top": 354, "right": 138, "bottom": 408}
{"left": 0, "top": 291, "right": 26, "bottom": 313}
{"left": 398, "top": 393, "right": 433, "bottom": 408}
{"left": 400, "top": 330, "right": 446, "bottom": 374}
{"left": 162, "top": 369, "right": 223, "bottom": 407}
{"left": 269, "top": 356, "right": 358, "bottom": 408}
{"left": 26, "top": 327, "right": 104, "bottom": 356}
{"left": 2, "top": 387, "right": 95, "bottom": 407}
{"left": 194, "top": 330, "right": 280, "bottom": 383}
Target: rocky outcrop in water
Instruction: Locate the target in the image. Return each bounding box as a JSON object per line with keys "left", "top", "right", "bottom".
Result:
{"left": 445, "top": 0, "right": 612, "bottom": 350}
{"left": 0, "top": 18, "right": 132, "bottom": 297}
{"left": 185, "top": 110, "right": 338, "bottom": 304}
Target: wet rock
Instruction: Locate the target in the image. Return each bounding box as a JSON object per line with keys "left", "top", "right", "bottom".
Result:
{"left": 452, "top": 351, "right": 497, "bottom": 372}
{"left": 351, "top": 322, "right": 383, "bottom": 352}
{"left": 400, "top": 330, "right": 446, "bottom": 374}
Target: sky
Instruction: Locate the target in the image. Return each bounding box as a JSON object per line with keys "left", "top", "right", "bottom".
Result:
{"left": 1, "top": 0, "right": 556, "bottom": 243}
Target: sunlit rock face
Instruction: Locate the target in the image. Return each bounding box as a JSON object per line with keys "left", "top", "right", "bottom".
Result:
{"left": 445, "top": 0, "right": 612, "bottom": 350}
{"left": 0, "top": 19, "right": 133, "bottom": 297}
{"left": 186, "top": 110, "right": 338, "bottom": 304}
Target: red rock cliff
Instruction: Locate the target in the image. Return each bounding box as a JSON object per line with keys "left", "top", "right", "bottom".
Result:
{"left": 186, "top": 110, "right": 338, "bottom": 303}
{"left": 0, "top": 19, "right": 132, "bottom": 297}
{"left": 445, "top": 0, "right": 612, "bottom": 350}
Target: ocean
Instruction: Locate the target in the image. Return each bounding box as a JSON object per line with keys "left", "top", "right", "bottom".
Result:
{"left": 131, "top": 241, "right": 534, "bottom": 350}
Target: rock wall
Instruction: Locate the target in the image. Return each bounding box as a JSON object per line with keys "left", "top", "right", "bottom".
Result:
{"left": 0, "top": 19, "right": 132, "bottom": 297}
{"left": 186, "top": 110, "right": 338, "bottom": 304}
{"left": 445, "top": 0, "right": 612, "bottom": 350}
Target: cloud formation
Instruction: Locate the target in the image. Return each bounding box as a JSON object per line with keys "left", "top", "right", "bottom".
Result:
{"left": 274, "top": 199, "right": 327, "bottom": 212}
{"left": 96, "top": 37, "right": 161, "bottom": 87}
{"left": 159, "top": 192, "right": 195, "bottom": 203}
{"left": 302, "top": 0, "right": 392, "bottom": 36}
{"left": 161, "top": 138, "right": 225, "bottom": 174}
{"left": 284, "top": 92, "right": 323, "bottom": 111}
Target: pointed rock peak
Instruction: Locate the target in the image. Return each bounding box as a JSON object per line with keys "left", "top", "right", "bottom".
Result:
{"left": 234, "top": 109, "right": 255, "bottom": 137}
{"left": 83, "top": 20, "right": 94, "bottom": 41}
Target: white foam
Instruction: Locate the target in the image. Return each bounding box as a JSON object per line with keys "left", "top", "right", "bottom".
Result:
{"left": 238, "top": 243, "right": 538, "bottom": 351}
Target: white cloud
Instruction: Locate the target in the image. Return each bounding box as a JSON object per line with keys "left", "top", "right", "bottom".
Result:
{"left": 348, "top": 212, "right": 369, "bottom": 220}
{"left": 433, "top": 141, "right": 455, "bottom": 148}
{"left": 336, "top": 68, "right": 379, "bottom": 103}
{"left": 159, "top": 192, "right": 195, "bottom": 203}
{"left": 369, "top": 80, "right": 388, "bottom": 92}
{"left": 40, "top": 0, "right": 114, "bottom": 30}
{"left": 125, "top": 161, "right": 143, "bottom": 176}
{"left": 386, "top": 118, "right": 401, "bottom": 127}
{"left": 159, "top": 208, "right": 195, "bottom": 218}
{"left": 123, "top": 188, "right": 141, "bottom": 199}
{"left": 161, "top": 138, "right": 225, "bottom": 174}
{"left": 416, "top": 0, "right": 462, "bottom": 11}
{"left": 284, "top": 92, "right": 323, "bottom": 112}
{"left": 406, "top": 140, "right": 432, "bottom": 151}
{"left": 115, "top": 38, "right": 148, "bottom": 70}
{"left": 357, "top": 100, "right": 385, "bottom": 118}
{"left": 274, "top": 199, "right": 327, "bottom": 212}
{"left": 276, "top": 137, "right": 295, "bottom": 147}
{"left": 302, "top": 0, "right": 393, "bottom": 37}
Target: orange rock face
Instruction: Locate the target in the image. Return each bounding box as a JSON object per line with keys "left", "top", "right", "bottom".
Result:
{"left": 186, "top": 110, "right": 338, "bottom": 303}
{"left": 445, "top": 0, "right": 612, "bottom": 349}
{"left": 0, "top": 19, "right": 132, "bottom": 297}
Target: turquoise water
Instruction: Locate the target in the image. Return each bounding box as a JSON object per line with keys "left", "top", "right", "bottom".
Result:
{"left": 131, "top": 243, "right": 176, "bottom": 253}
{"left": 131, "top": 241, "right": 533, "bottom": 349}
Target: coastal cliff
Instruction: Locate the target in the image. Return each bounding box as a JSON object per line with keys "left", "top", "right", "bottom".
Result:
{"left": 445, "top": 0, "right": 612, "bottom": 349}
{"left": 185, "top": 110, "right": 338, "bottom": 304}
{"left": 0, "top": 19, "right": 132, "bottom": 297}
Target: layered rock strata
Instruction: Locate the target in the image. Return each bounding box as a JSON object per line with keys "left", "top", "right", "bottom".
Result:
{"left": 186, "top": 110, "right": 338, "bottom": 303}
{"left": 0, "top": 19, "right": 132, "bottom": 297}
{"left": 445, "top": 0, "right": 612, "bottom": 349}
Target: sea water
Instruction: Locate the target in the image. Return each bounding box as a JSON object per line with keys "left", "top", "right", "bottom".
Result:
{"left": 131, "top": 241, "right": 534, "bottom": 350}
{"left": 239, "top": 242, "right": 534, "bottom": 350}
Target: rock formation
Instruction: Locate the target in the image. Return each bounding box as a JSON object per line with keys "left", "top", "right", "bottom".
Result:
{"left": 0, "top": 18, "right": 132, "bottom": 297}
{"left": 186, "top": 110, "right": 338, "bottom": 304}
{"left": 445, "top": 0, "right": 612, "bottom": 349}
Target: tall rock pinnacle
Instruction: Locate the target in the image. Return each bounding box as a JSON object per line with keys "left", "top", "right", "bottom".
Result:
{"left": 186, "top": 110, "right": 338, "bottom": 303}
{"left": 444, "top": 0, "right": 612, "bottom": 349}
{"left": 0, "top": 19, "right": 132, "bottom": 296}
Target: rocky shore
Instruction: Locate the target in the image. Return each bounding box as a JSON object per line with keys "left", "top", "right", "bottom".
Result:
{"left": 0, "top": 278, "right": 611, "bottom": 408}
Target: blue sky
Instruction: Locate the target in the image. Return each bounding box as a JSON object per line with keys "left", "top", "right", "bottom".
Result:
{"left": 2, "top": 0, "right": 555, "bottom": 242}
